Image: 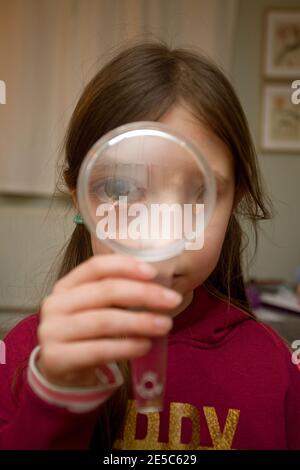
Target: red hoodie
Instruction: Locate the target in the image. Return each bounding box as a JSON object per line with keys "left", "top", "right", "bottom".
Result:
{"left": 0, "top": 284, "right": 300, "bottom": 450}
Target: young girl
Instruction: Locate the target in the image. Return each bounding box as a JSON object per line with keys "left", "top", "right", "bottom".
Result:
{"left": 1, "top": 41, "right": 300, "bottom": 451}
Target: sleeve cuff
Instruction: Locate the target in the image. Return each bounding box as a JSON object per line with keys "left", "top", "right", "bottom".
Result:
{"left": 27, "top": 346, "right": 124, "bottom": 413}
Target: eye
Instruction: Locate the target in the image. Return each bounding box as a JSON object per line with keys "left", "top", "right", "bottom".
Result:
{"left": 195, "top": 185, "right": 205, "bottom": 203}
{"left": 91, "top": 177, "right": 145, "bottom": 203}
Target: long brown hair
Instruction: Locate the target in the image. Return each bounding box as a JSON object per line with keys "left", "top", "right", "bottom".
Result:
{"left": 56, "top": 40, "right": 271, "bottom": 448}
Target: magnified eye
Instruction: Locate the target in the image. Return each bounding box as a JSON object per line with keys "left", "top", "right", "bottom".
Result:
{"left": 196, "top": 184, "right": 205, "bottom": 203}
{"left": 91, "top": 177, "right": 145, "bottom": 203}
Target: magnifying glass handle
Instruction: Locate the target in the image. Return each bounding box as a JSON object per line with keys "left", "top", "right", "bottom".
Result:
{"left": 131, "top": 264, "right": 175, "bottom": 413}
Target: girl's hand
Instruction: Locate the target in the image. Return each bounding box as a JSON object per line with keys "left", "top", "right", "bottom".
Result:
{"left": 37, "top": 254, "right": 182, "bottom": 388}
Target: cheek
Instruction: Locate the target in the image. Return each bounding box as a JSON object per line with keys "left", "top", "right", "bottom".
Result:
{"left": 204, "top": 196, "right": 233, "bottom": 257}
{"left": 91, "top": 236, "right": 113, "bottom": 256}
{"left": 179, "top": 194, "right": 234, "bottom": 288}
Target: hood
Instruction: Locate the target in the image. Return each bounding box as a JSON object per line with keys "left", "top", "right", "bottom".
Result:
{"left": 168, "top": 284, "right": 251, "bottom": 346}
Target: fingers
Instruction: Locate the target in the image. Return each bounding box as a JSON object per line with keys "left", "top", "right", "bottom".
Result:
{"left": 38, "top": 309, "right": 173, "bottom": 342}
{"left": 42, "top": 279, "right": 182, "bottom": 316}
{"left": 40, "top": 338, "right": 153, "bottom": 374}
{"left": 53, "top": 254, "right": 158, "bottom": 292}
{"left": 38, "top": 253, "right": 183, "bottom": 388}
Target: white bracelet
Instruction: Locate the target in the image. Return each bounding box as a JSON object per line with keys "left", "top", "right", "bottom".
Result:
{"left": 27, "top": 346, "right": 124, "bottom": 413}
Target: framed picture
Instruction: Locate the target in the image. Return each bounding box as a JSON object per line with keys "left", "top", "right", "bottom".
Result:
{"left": 261, "top": 83, "right": 300, "bottom": 152}
{"left": 264, "top": 8, "right": 300, "bottom": 79}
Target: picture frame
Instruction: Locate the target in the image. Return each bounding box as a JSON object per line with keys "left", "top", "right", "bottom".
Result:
{"left": 260, "top": 83, "right": 300, "bottom": 153}
{"left": 263, "top": 8, "right": 300, "bottom": 79}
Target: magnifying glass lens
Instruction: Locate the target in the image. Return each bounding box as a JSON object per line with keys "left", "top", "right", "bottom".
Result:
{"left": 78, "top": 124, "right": 215, "bottom": 260}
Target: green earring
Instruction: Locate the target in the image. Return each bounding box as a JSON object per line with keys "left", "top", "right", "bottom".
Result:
{"left": 73, "top": 213, "right": 84, "bottom": 225}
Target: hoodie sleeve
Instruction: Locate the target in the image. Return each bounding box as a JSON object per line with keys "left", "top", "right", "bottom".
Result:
{"left": 0, "top": 315, "right": 110, "bottom": 449}
{"left": 262, "top": 324, "right": 300, "bottom": 450}
{"left": 284, "top": 348, "right": 300, "bottom": 450}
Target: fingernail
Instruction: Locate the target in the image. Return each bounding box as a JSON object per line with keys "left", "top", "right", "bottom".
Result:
{"left": 163, "top": 289, "right": 182, "bottom": 305}
{"left": 138, "top": 263, "right": 157, "bottom": 277}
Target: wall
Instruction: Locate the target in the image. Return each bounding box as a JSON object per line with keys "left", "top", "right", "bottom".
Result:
{"left": 232, "top": 0, "right": 300, "bottom": 283}
{"left": 0, "top": 195, "right": 73, "bottom": 312}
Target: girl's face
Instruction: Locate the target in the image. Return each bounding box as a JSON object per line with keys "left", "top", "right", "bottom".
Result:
{"left": 90, "top": 104, "right": 235, "bottom": 301}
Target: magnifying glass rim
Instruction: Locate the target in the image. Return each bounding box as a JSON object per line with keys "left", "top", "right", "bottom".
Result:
{"left": 77, "top": 121, "right": 216, "bottom": 262}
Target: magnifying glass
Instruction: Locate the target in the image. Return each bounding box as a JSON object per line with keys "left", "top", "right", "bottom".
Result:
{"left": 77, "top": 121, "right": 216, "bottom": 412}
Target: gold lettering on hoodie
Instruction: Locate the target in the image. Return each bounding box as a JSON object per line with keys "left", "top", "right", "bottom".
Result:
{"left": 113, "top": 400, "right": 240, "bottom": 450}
{"left": 203, "top": 406, "right": 240, "bottom": 449}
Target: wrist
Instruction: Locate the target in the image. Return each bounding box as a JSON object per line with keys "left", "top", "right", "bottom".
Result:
{"left": 27, "top": 346, "right": 124, "bottom": 413}
{"left": 36, "top": 356, "right": 101, "bottom": 388}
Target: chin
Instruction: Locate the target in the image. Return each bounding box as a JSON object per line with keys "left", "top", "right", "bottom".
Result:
{"left": 171, "top": 274, "right": 190, "bottom": 294}
{"left": 173, "top": 272, "right": 207, "bottom": 294}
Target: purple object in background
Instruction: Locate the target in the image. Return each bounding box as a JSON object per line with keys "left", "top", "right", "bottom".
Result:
{"left": 246, "top": 283, "right": 261, "bottom": 309}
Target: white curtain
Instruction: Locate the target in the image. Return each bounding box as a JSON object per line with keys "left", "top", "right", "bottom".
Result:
{"left": 0, "top": 0, "right": 239, "bottom": 195}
